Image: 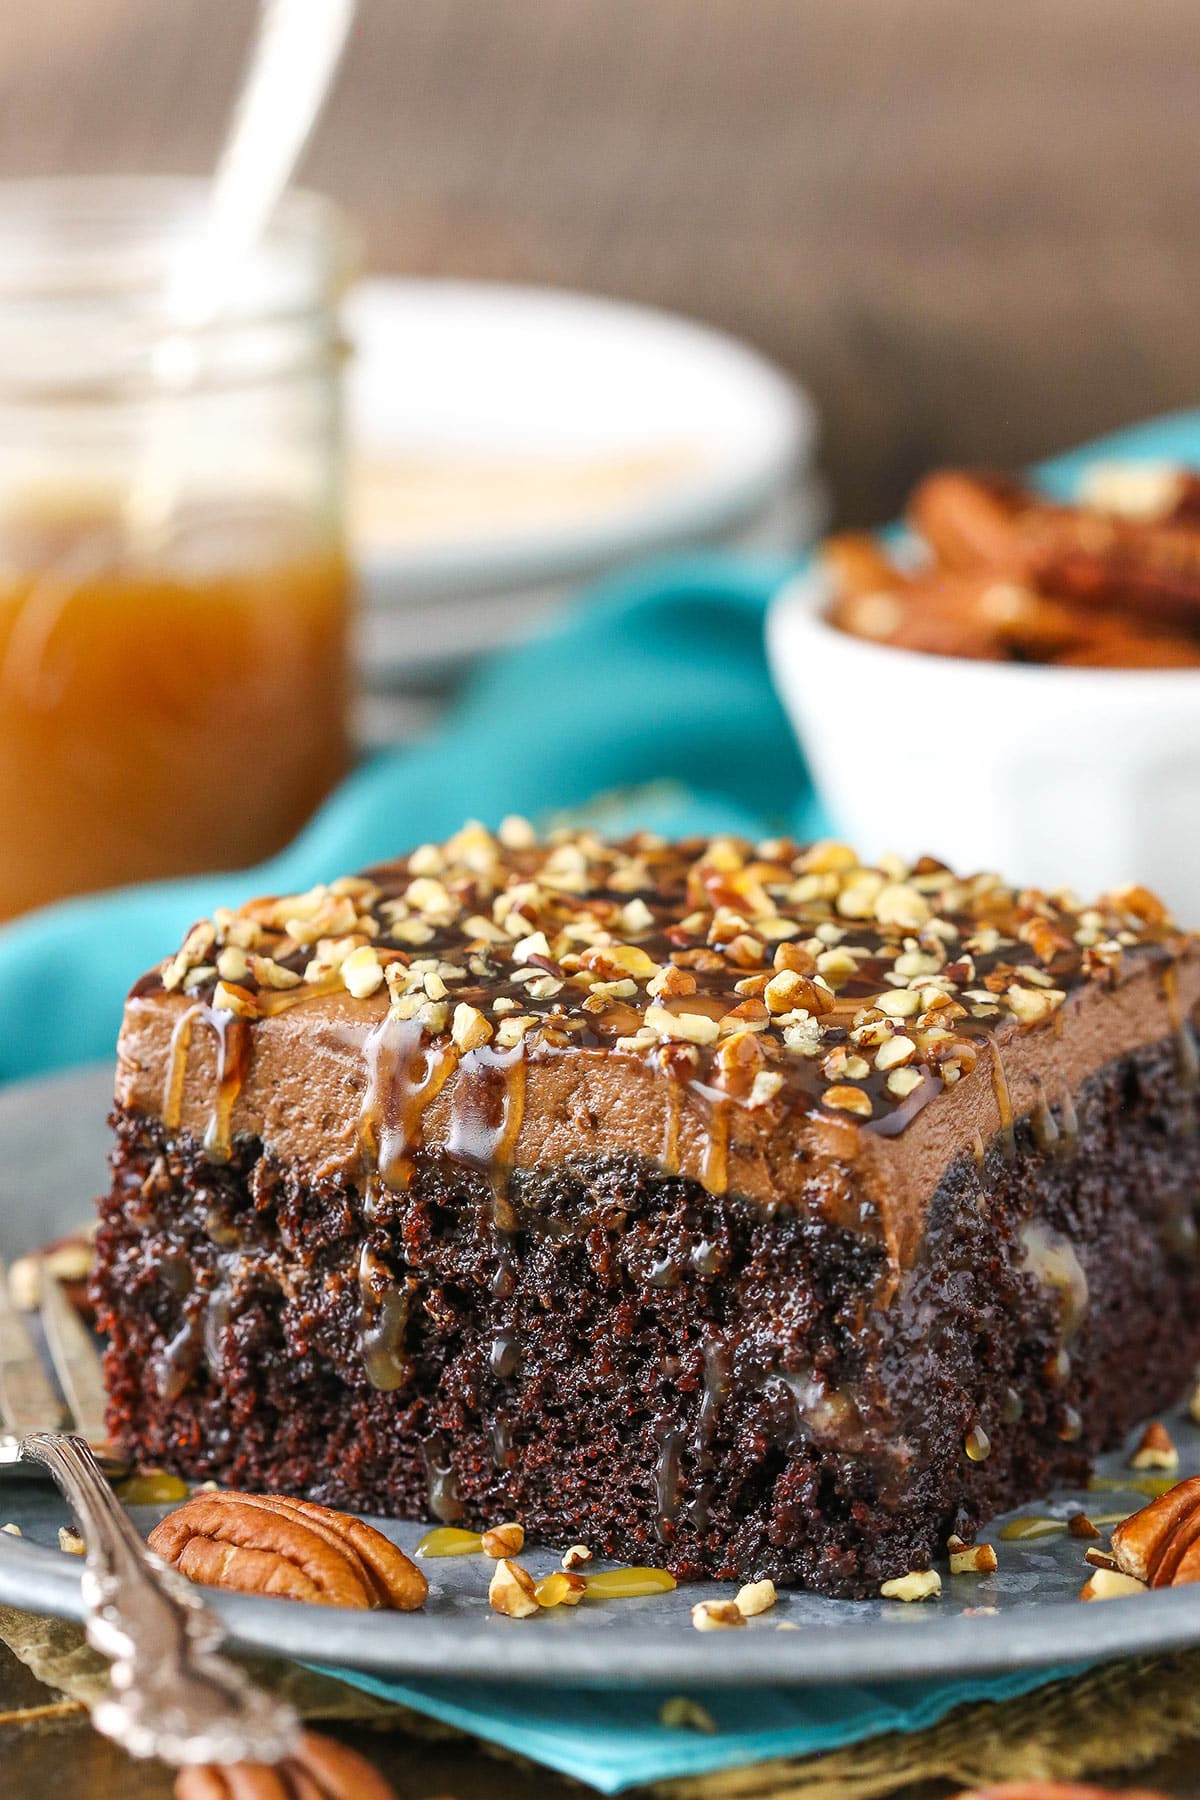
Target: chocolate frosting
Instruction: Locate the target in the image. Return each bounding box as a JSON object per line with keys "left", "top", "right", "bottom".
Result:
{"left": 113, "top": 825, "right": 1200, "bottom": 1288}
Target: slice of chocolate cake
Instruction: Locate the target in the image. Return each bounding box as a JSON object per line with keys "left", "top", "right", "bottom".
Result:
{"left": 94, "top": 825, "right": 1200, "bottom": 1596}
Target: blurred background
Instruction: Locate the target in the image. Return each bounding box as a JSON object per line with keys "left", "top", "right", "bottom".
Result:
{"left": 4, "top": 0, "right": 1198, "bottom": 524}
{"left": 2, "top": 0, "right": 1200, "bottom": 952}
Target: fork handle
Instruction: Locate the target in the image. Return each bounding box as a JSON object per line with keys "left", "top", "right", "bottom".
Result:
{"left": 21, "top": 1431, "right": 222, "bottom": 1660}
{"left": 21, "top": 1432, "right": 301, "bottom": 1764}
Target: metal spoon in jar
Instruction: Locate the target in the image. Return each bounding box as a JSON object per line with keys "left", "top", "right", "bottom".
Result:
{"left": 128, "top": 0, "right": 357, "bottom": 542}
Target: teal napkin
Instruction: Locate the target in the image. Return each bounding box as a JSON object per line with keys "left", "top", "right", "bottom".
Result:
{"left": 0, "top": 552, "right": 826, "bottom": 1083}
{"left": 305, "top": 1660, "right": 1086, "bottom": 1794}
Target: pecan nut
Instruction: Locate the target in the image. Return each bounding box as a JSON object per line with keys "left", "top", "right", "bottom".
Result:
{"left": 175, "top": 1729, "right": 398, "bottom": 1798}
{"left": 148, "top": 1492, "right": 427, "bottom": 1611}
{"left": 1128, "top": 1419, "right": 1178, "bottom": 1471}
{"left": 1110, "top": 1471, "right": 1200, "bottom": 1587}
{"left": 828, "top": 466, "right": 1200, "bottom": 669}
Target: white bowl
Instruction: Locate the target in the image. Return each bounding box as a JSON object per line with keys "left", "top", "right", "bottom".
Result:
{"left": 345, "top": 279, "right": 822, "bottom": 683}
{"left": 767, "top": 559, "right": 1200, "bottom": 915}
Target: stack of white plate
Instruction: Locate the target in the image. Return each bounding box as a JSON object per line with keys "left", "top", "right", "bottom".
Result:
{"left": 345, "top": 280, "right": 824, "bottom": 739}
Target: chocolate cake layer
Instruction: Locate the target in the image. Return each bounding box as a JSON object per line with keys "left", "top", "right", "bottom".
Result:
{"left": 94, "top": 828, "right": 1200, "bottom": 1593}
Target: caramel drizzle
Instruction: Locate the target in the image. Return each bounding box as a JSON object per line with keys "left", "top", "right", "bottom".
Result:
{"left": 162, "top": 1003, "right": 203, "bottom": 1130}
{"left": 445, "top": 1043, "right": 527, "bottom": 1231}
{"left": 256, "top": 973, "right": 345, "bottom": 1018}
{"left": 1058, "top": 1078, "right": 1079, "bottom": 1147}
{"left": 360, "top": 1014, "right": 459, "bottom": 1191}
{"left": 160, "top": 1000, "right": 251, "bottom": 1162}
{"left": 164, "top": 976, "right": 344, "bottom": 1137}
{"left": 203, "top": 1009, "right": 251, "bottom": 1164}
{"left": 357, "top": 1243, "right": 413, "bottom": 1391}
{"left": 661, "top": 1078, "right": 682, "bottom": 1176}
{"left": 1029, "top": 1074, "right": 1059, "bottom": 1153}
{"left": 989, "top": 1041, "right": 1015, "bottom": 1158}
{"left": 701, "top": 1097, "right": 730, "bottom": 1197}
{"left": 1162, "top": 963, "right": 1200, "bottom": 1097}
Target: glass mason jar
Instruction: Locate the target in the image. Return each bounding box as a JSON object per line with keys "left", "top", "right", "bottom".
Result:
{"left": 0, "top": 177, "right": 356, "bottom": 922}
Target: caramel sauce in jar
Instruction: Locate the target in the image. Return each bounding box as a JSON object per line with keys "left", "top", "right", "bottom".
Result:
{"left": 0, "top": 499, "right": 350, "bottom": 919}
{"left": 0, "top": 178, "right": 356, "bottom": 920}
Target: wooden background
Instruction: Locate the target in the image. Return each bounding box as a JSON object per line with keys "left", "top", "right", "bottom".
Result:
{"left": 1, "top": 0, "right": 1198, "bottom": 523}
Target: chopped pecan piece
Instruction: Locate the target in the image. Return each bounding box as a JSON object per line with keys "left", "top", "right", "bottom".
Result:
{"left": 174, "top": 1729, "right": 398, "bottom": 1798}
{"left": 691, "top": 1599, "right": 746, "bottom": 1631}
{"left": 148, "top": 1492, "right": 427, "bottom": 1610}
{"left": 947, "top": 1534, "right": 998, "bottom": 1574}
{"left": 1079, "top": 1568, "right": 1145, "bottom": 1600}
{"left": 1128, "top": 1420, "right": 1178, "bottom": 1471}
{"left": 489, "top": 1557, "right": 540, "bottom": 1618}
{"left": 880, "top": 1568, "right": 941, "bottom": 1602}
{"left": 481, "top": 1521, "right": 525, "bottom": 1558}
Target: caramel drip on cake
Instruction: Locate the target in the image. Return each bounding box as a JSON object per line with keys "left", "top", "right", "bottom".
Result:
{"left": 161, "top": 999, "right": 251, "bottom": 1159}
{"left": 864, "top": 1068, "right": 938, "bottom": 1138}
{"left": 256, "top": 973, "right": 344, "bottom": 1017}
{"left": 1162, "top": 962, "right": 1200, "bottom": 1096}
{"left": 202, "top": 1008, "right": 252, "bottom": 1164}
{"left": 990, "top": 1041, "right": 1016, "bottom": 1157}
{"left": 445, "top": 1043, "right": 527, "bottom": 1231}
{"left": 361, "top": 1015, "right": 459, "bottom": 1190}
{"left": 1030, "top": 1074, "right": 1059, "bottom": 1152}
{"left": 357, "top": 1243, "right": 413, "bottom": 1391}
{"left": 700, "top": 1097, "right": 730, "bottom": 1196}
{"left": 423, "top": 1433, "right": 464, "bottom": 1523}
{"left": 162, "top": 1003, "right": 203, "bottom": 1130}
{"left": 654, "top": 1427, "right": 683, "bottom": 1541}
{"left": 661, "top": 1078, "right": 682, "bottom": 1175}
{"left": 1059, "top": 1078, "right": 1079, "bottom": 1149}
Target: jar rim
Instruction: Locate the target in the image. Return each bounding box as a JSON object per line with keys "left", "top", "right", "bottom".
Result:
{"left": 0, "top": 176, "right": 358, "bottom": 401}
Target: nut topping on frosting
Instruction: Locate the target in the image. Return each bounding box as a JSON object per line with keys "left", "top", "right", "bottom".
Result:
{"left": 141, "top": 826, "right": 1189, "bottom": 1130}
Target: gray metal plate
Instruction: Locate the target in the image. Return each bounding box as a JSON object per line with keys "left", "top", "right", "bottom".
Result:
{"left": 1, "top": 1064, "right": 1198, "bottom": 1689}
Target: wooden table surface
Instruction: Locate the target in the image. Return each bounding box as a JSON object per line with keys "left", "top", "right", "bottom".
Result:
{"left": 2, "top": 3, "right": 1200, "bottom": 1790}
{"left": 1, "top": 0, "right": 1199, "bottom": 526}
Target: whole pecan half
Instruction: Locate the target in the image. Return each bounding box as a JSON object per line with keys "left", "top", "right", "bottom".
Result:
{"left": 1110, "top": 1471, "right": 1200, "bottom": 1587}
{"left": 175, "top": 1729, "right": 398, "bottom": 1798}
{"left": 148, "top": 1492, "right": 427, "bottom": 1610}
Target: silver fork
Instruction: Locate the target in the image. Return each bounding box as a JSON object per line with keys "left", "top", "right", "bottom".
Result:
{"left": 0, "top": 1260, "right": 301, "bottom": 1765}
